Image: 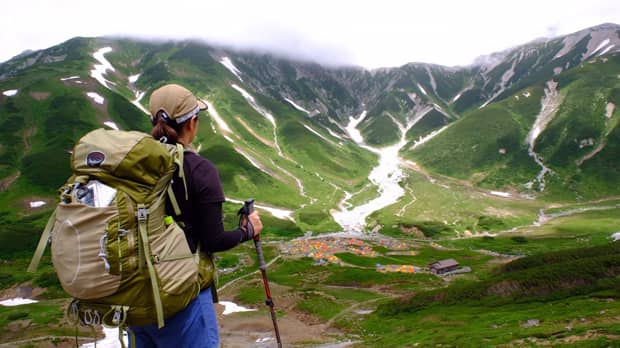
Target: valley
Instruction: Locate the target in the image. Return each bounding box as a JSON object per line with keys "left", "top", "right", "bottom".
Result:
{"left": 1, "top": 23, "right": 620, "bottom": 347}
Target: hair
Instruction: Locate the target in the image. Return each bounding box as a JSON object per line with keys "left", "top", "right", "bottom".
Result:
{"left": 151, "top": 110, "right": 189, "bottom": 144}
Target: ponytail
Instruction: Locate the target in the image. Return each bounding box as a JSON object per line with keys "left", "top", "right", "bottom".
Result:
{"left": 151, "top": 110, "right": 181, "bottom": 144}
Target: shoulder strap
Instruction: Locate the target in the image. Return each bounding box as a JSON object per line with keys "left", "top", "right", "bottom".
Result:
{"left": 136, "top": 204, "right": 165, "bottom": 328}
{"left": 166, "top": 144, "right": 189, "bottom": 219}
{"left": 175, "top": 144, "right": 189, "bottom": 200}
{"left": 27, "top": 208, "right": 57, "bottom": 273}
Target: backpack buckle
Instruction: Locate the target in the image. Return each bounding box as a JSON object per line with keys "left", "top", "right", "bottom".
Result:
{"left": 137, "top": 207, "right": 148, "bottom": 222}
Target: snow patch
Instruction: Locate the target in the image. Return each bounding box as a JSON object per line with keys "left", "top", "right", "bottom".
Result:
{"left": 204, "top": 99, "right": 232, "bottom": 133}
{"left": 490, "top": 191, "right": 511, "bottom": 198}
{"left": 592, "top": 39, "right": 611, "bottom": 56}
{"left": 128, "top": 74, "right": 140, "bottom": 83}
{"left": 2, "top": 89, "right": 18, "bottom": 97}
{"left": 304, "top": 124, "right": 337, "bottom": 146}
{"left": 86, "top": 92, "right": 104, "bottom": 104}
{"left": 0, "top": 297, "right": 38, "bottom": 306}
{"left": 220, "top": 57, "right": 243, "bottom": 81}
{"left": 410, "top": 125, "right": 449, "bottom": 150}
{"left": 90, "top": 47, "right": 115, "bottom": 89}
{"left": 417, "top": 83, "right": 427, "bottom": 96}
{"left": 606, "top": 102, "right": 615, "bottom": 118}
{"left": 231, "top": 84, "right": 283, "bottom": 156}
{"left": 131, "top": 91, "right": 149, "bottom": 115}
{"left": 526, "top": 80, "right": 562, "bottom": 191}
{"left": 325, "top": 127, "right": 344, "bottom": 140}
{"left": 598, "top": 45, "right": 615, "bottom": 56}
{"left": 285, "top": 97, "right": 311, "bottom": 114}
{"left": 104, "top": 121, "right": 119, "bottom": 130}
{"left": 220, "top": 301, "right": 256, "bottom": 315}
{"left": 80, "top": 326, "right": 128, "bottom": 348}
{"left": 612, "top": 232, "right": 620, "bottom": 242}
{"left": 29, "top": 201, "right": 46, "bottom": 208}
{"left": 480, "top": 59, "right": 517, "bottom": 108}
{"left": 60, "top": 76, "right": 80, "bottom": 81}
{"left": 235, "top": 148, "right": 269, "bottom": 174}
{"left": 345, "top": 111, "right": 368, "bottom": 145}
{"left": 227, "top": 198, "right": 295, "bottom": 222}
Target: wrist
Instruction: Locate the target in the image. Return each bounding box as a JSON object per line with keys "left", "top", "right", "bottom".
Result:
{"left": 241, "top": 225, "right": 253, "bottom": 241}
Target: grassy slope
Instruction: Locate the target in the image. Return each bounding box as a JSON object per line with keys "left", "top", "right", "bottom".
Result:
{"left": 359, "top": 242, "right": 620, "bottom": 347}
{"left": 405, "top": 54, "right": 620, "bottom": 200}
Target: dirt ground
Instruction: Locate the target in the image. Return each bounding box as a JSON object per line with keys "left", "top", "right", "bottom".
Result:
{"left": 217, "top": 307, "right": 337, "bottom": 348}
{"left": 216, "top": 283, "right": 351, "bottom": 348}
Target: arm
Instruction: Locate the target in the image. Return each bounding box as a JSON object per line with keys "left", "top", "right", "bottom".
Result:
{"left": 196, "top": 201, "right": 253, "bottom": 253}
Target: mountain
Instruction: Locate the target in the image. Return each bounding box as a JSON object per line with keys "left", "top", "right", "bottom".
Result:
{"left": 0, "top": 23, "right": 619, "bottom": 242}
{"left": 1, "top": 23, "right": 620, "bottom": 348}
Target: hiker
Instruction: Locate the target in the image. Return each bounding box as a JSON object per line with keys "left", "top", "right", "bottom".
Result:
{"left": 129, "top": 84, "right": 263, "bottom": 347}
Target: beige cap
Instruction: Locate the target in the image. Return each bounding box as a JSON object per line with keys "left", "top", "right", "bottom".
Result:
{"left": 149, "top": 84, "right": 207, "bottom": 124}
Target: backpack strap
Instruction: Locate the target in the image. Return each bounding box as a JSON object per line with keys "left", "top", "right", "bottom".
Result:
{"left": 175, "top": 144, "right": 189, "bottom": 200}
{"left": 166, "top": 144, "right": 188, "bottom": 224}
{"left": 136, "top": 204, "right": 165, "bottom": 328}
{"left": 27, "top": 208, "right": 57, "bottom": 273}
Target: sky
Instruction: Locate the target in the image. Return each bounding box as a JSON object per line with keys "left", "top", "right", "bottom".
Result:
{"left": 1, "top": 0, "right": 619, "bottom": 69}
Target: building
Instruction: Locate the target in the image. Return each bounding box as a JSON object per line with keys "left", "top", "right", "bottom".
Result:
{"left": 429, "top": 258, "right": 459, "bottom": 274}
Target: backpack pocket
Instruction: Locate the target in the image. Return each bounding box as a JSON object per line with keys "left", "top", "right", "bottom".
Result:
{"left": 150, "top": 222, "right": 198, "bottom": 295}
{"left": 51, "top": 203, "right": 121, "bottom": 299}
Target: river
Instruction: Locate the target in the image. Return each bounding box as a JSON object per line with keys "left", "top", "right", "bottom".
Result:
{"left": 331, "top": 111, "right": 413, "bottom": 232}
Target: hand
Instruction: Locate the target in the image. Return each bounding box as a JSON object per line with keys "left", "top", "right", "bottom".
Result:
{"left": 247, "top": 211, "right": 263, "bottom": 238}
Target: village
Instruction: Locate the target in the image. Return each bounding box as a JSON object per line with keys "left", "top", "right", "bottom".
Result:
{"left": 282, "top": 236, "right": 470, "bottom": 276}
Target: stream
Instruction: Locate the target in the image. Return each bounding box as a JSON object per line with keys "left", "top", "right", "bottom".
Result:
{"left": 331, "top": 111, "right": 412, "bottom": 232}
{"left": 525, "top": 80, "right": 562, "bottom": 191}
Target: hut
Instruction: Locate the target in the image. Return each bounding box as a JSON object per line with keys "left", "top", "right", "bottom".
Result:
{"left": 429, "top": 258, "right": 459, "bottom": 274}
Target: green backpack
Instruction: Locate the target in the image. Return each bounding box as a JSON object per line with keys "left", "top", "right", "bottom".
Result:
{"left": 28, "top": 129, "right": 210, "bottom": 333}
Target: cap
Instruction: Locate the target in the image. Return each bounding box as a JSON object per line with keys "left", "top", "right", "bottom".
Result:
{"left": 149, "top": 84, "right": 208, "bottom": 124}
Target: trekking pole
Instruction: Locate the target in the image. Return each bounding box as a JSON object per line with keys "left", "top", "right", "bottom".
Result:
{"left": 239, "top": 199, "right": 282, "bottom": 348}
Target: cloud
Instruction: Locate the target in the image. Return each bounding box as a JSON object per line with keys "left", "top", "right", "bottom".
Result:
{"left": 0, "top": 0, "right": 619, "bottom": 68}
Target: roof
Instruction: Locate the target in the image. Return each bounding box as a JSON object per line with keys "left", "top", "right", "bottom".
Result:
{"left": 430, "top": 258, "right": 459, "bottom": 269}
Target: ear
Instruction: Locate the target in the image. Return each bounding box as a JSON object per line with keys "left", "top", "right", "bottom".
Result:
{"left": 190, "top": 116, "right": 199, "bottom": 131}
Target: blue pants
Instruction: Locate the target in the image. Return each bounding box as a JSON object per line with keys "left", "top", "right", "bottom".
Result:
{"left": 130, "top": 288, "right": 219, "bottom": 348}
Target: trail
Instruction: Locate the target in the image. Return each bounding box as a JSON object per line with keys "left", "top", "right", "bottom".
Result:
{"left": 218, "top": 255, "right": 282, "bottom": 292}
{"left": 525, "top": 80, "right": 563, "bottom": 191}
{"left": 396, "top": 185, "right": 417, "bottom": 217}
{"left": 535, "top": 203, "right": 620, "bottom": 226}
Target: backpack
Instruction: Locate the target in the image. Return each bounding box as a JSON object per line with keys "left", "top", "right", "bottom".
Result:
{"left": 28, "top": 129, "right": 206, "bottom": 333}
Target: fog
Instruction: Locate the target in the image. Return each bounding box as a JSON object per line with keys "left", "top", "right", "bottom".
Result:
{"left": 1, "top": 0, "right": 619, "bottom": 68}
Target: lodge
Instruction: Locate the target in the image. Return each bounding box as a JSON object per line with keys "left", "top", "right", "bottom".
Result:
{"left": 429, "top": 258, "right": 459, "bottom": 274}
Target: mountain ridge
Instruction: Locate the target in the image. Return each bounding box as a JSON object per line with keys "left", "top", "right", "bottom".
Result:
{"left": 0, "top": 23, "right": 619, "bottom": 235}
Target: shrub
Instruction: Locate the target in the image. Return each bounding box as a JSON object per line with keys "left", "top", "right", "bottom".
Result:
{"left": 7, "top": 311, "right": 29, "bottom": 321}
{"left": 33, "top": 271, "right": 60, "bottom": 288}
{"left": 409, "top": 221, "right": 451, "bottom": 238}
{"left": 478, "top": 215, "right": 506, "bottom": 231}
{"left": 511, "top": 236, "right": 528, "bottom": 244}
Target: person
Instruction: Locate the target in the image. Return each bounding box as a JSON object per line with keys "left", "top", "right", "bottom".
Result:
{"left": 129, "top": 83, "right": 263, "bottom": 348}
